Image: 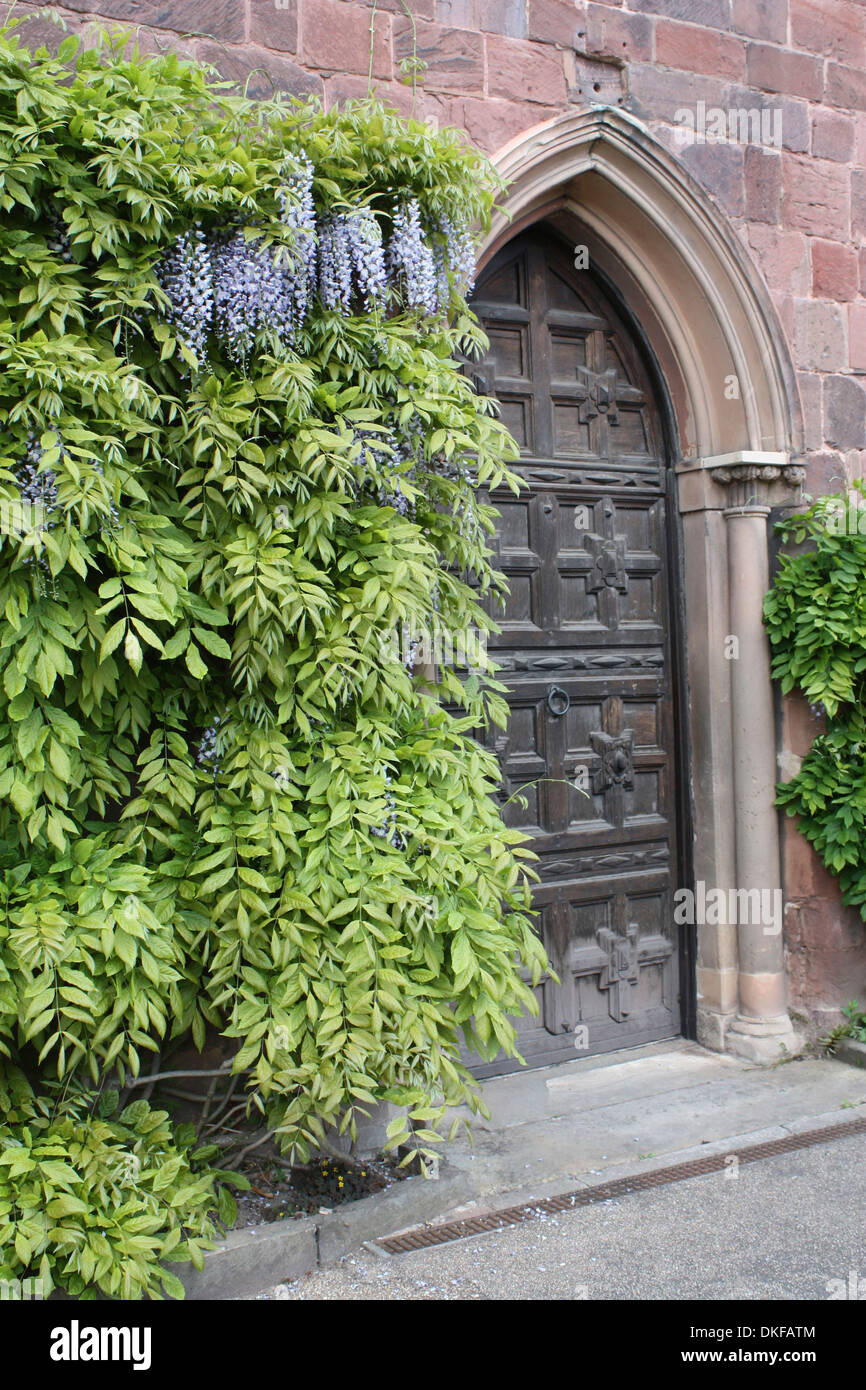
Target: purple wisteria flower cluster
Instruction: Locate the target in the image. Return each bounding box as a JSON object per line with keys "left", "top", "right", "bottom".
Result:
{"left": 17, "top": 434, "right": 59, "bottom": 530}
{"left": 319, "top": 207, "right": 387, "bottom": 314}
{"left": 197, "top": 714, "right": 226, "bottom": 773}
{"left": 277, "top": 153, "right": 318, "bottom": 328}
{"left": 211, "top": 229, "right": 298, "bottom": 365}
{"left": 156, "top": 163, "right": 477, "bottom": 366}
{"left": 157, "top": 157, "right": 318, "bottom": 367}
{"left": 434, "top": 213, "right": 477, "bottom": 305}
{"left": 388, "top": 199, "right": 439, "bottom": 317}
{"left": 46, "top": 215, "right": 75, "bottom": 265}
{"left": 157, "top": 226, "right": 213, "bottom": 364}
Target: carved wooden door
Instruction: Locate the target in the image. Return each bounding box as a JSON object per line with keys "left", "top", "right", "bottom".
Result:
{"left": 468, "top": 228, "right": 684, "bottom": 1076}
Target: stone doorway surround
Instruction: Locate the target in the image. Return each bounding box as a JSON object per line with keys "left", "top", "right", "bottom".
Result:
{"left": 479, "top": 108, "right": 806, "bottom": 1062}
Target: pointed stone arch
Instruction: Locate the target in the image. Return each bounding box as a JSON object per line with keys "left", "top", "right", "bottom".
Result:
{"left": 480, "top": 108, "right": 804, "bottom": 1061}
{"left": 482, "top": 106, "right": 802, "bottom": 461}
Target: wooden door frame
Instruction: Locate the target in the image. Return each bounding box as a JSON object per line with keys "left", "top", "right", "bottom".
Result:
{"left": 481, "top": 109, "right": 805, "bottom": 1062}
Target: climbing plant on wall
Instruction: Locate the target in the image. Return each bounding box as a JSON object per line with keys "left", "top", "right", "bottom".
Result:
{"left": 764, "top": 486, "right": 866, "bottom": 921}
{"left": 0, "top": 18, "right": 548, "bottom": 1298}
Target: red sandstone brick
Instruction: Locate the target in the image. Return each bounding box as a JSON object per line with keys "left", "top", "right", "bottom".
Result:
{"left": 197, "top": 40, "right": 324, "bottom": 98}
{"left": 656, "top": 19, "right": 744, "bottom": 78}
{"left": 824, "top": 374, "right": 866, "bottom": 449}
{"left": 486, "top": 33, "right": 568, "bottom": 103}
{"left": 747, "top": 225, "right": 810, "bottom": 296}
{"left": 827, "top": 64, "right": 866, "bottom": 114}
{"left": 435, "top": 0, "right": 527, "bottom": 35}
{"left": 89, "top": 0, "right": 243, "bottom": 40}
{"left": 782, "top": 153, "right": 850, "bottom": 239}
{"left": 799, "top": 450, "right": 848, "bottom": 495}
{"left": 724, "top": 85, "right": 809, "bottom": 154}
{"left": 565, "top": 50, "right": 624, "bottom": 102}
{"left": 744, "top": 145, "right": 780, "bottom": 224}
{"left": 457, "top": 93, "right": 561, "bottom": 150}
{"left": 302, "top": 0, "right": 391, "bottom": 78}
{"left": 811, "top": 239, "right": 859, "bottom": 302}
{"left": 250, "top": 0, "right": 298, "bottom": 54}
{"left": 849, "top": 304, "right": 866, "bottom": 371}
{"left": 811, "top": 108, "right": 855, "bottom": 163}
{"left": 731, "top": 0, "right": 787, "bottom": 43}
{"left": 364, "top": 0, "right": 434, "bottom": 16}
{"left": 796, "top": 370, "right": 824, "bottom": 450}
{"left": 790, "top": 0, "right": 866, "bottom": 65}
{"left": 394, "top": 16, "right": 484, "bottom": 93}
{"left": 794, "top": 297, "right": 848, "bottom": 371}
{"left": 325, "top": 71, "right": 416, "bottom": 115}
{"left": 746, "top": 42, "right": 823, "bottom": 101}
{"left": 528, "top": 0, "right": 582, "bottom": 44}
{"left": 627, "top": 62, "right": 728, "bottom": 124}
{"left": 584, "top": 4, "right": 653, "bottom": 62}
{"left": 126, "top": 23, "right": 199, "bottom": 59}
{"left": 680, "top": 140, "right": 744, "bottom": 218}
{"left": 853, "top": 170, "right": 866, "bottom": 238}
{"left": 629, "top": 0, "right": 731, "bottom": 25}
{"left": 860, "top": 247, "right": 866, "bottom": 296}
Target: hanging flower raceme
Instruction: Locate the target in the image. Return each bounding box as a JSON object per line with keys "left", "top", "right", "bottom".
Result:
{"left": 196, "top": 714, "right": 227, "bottom": 774}
{"left": 156, "top": 225, "right": 213, "bottom": 365}
{"left": 388, "top": 198, "right": 439, "bottom": 317}
{"left": 17, "top": 433, "right": 58, "bottom": 527}
{"left": 276, "top": 152, "right": 317, "bottom": 328}
{"left": 370, "top": 768, "right": 405, "bottom": 849}
{"left": 434, "top": 212, "right": 477, "bottom": 307}
{"left": 318, "top": 207, "right": 387, "bottom": 314}
{"left": 210, "top": 229, "right": 296, "bottom": 366}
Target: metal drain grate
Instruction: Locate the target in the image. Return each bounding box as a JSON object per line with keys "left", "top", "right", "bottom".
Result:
{"left": 377, "top": 1113, "right": 866, "bottom": 1254}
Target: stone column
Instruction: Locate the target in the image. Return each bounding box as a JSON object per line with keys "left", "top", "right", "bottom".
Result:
{"left": 711, "top": 462, "right": 803, "bottom": 1062}
{"left": 675, "top": 464, "right": 738, "bottom": 1052}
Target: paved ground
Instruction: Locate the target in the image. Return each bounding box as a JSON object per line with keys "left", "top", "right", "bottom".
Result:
{"left": 436, "top": 1041, "right": 866, "bottom": 1204}
{"left": 265, "top": 1128, "right": 866, "bottom": 1300}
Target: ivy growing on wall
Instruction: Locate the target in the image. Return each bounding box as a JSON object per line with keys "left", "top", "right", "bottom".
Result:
{"left": 764, "top": 487, "right": 866, "bottom": 920}
{"left": 0, "top": 20, "right": 548, "bottom": 1298}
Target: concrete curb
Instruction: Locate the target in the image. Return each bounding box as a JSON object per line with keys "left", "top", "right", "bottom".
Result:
{"left": 833, "top": 1037, "right": 866, "bottom": 1070}
{"left": 174, "top": 1162, "right": 476, "bottom": 1300}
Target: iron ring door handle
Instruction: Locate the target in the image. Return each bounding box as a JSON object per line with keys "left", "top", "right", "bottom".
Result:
{"left": 547, "top": 685, "right": 570, "bottom": 717}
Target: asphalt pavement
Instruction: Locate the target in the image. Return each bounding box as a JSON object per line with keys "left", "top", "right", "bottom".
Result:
{"left": 261, "top": 1129, "right": 866, "bottom": 1301}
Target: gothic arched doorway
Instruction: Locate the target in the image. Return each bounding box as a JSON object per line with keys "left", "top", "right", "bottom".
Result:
{"left": 470, "top": 225, "right": 691, "bottom": 1075}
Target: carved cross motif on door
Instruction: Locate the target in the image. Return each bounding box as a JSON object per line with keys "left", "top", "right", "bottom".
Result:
{"left": 576, "top": 365, "right": 620, "bottom": 425}
{"left": 596, "top": 922, "right": 639, "bottom": 1022}
{"left": 576, "top": 496, "right": 629, "bottom": 595}
{"left": 589, "top": 729, "right": 635, "bottom": 795}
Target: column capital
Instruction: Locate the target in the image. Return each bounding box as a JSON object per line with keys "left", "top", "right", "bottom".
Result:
{"left": 706, "top": 454, "right": 806, "bottom": 509}
{"left": 675, "top": 453, "right": 806, "bottom": 513}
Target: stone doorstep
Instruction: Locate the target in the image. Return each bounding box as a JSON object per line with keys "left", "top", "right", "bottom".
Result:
{"left": 174, "top": 1098, "right": 866, "bottom": 1299}
{"left": 834, "top": 1037, "right": 866, "bottom": 1069}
